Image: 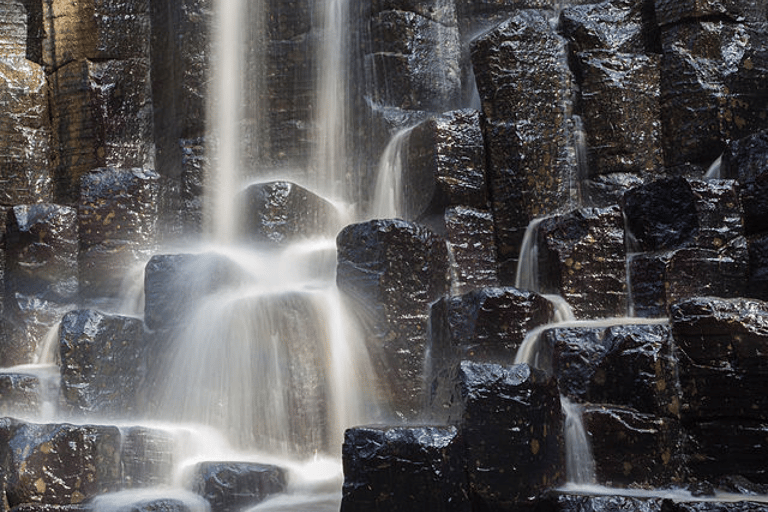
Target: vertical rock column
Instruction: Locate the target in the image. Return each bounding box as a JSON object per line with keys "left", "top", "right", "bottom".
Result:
{"left": 45, "top": 0, "right": 155, "bottom": 204}
{"left": 471, "top": 9, "right": 578, "bottom": 281}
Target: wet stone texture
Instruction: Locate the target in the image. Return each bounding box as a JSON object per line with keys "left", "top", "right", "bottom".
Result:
{"left": 0, "top": 418, "right": 122, "bottom": 507}
{"left": 179, "top": 137, "right": 207, "bottom": 235}
{"left": 660, "top": 20, "right": 768, "bottom": 171}
{"left": 538, "top": 494, "right": 664, "bottom": 512}
{"left": 560, "top": 0, "right": 655, "bottom": 55}
{"left": 654, "top": 0, "right": 768, "bottom": 27}
{"left": 3, "top": 204, "right": 77, "bottom": 367}
{"left": 240, "top": 181, "right": 341, "bottom": 245}
{"left": 119, "top": 427, "right": 175, "bottom": 489}
{"left": 341, "top": 425, "right": 469, "bottom": 512}
{"left": 455, "top": 361, "right": 564, "bottom": 511}
{"left": 721, "top": 129, "right": 768, "bottom": 237}
{"left": 78, "top": 167, "right": 159, "bottom": 298}
{"left": 189, "top": 462, "right": 286, "bottom": 512}
{"left": 583, "top": 405, "right": 684, "bottom": 487}
{"left": 444, "top": 207, "right": 499, "bottom": 293}
{"left": 0, "top": 373, "right": 41, "bottom": 417}
{"left": 336, "top": 219, "right": 448, "bottom": 418}
{"left": 537, "top": 206, "right": 627, "bottom": 319}
{"left": 59, "top": 309, "right": 148, "bottom": 417}
{"left": 471, "top": 9, "right": 577, "bottom": 281}
{"left": 671, "top": 297, "right": 768, "bottom": 483}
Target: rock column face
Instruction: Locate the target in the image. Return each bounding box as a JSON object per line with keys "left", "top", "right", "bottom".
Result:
{"left": 471, "top": 9, "right": 578, "bottom": 281}
{"left": 336, "top": 219, "right": 448, "bottom": 419}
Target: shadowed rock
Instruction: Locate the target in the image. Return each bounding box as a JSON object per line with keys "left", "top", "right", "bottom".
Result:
{"left": 721, "top": 129, "right": 768, "bottom": 236}
{"left": 189, "top": 462, "right": 286, "bottom": 512}
{"left": 444, "top": 207, "right": 499, "bottom": 293}
{"left": 0, "top": 373, "right": 41, "bottom": 416}
{"left": 654, "top": 0, "right": 767, "bottom": 26}
{"left": 337, "top": 219, "right": 448, "bottom": 418}
{"left": 540, "top": 495, "right": 664, "bottom": 512}
{"left": 341, "top": 425, "right": 469, "bottom": 512}
{"left": 686, "top": 421, "right": 768, "bottom": 484}
{"left": 749, "top": 234, "right": 768, "bottom": 301}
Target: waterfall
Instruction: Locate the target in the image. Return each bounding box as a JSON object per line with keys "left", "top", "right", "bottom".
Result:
{"left": 561, "top": 396, "right": 597, "bottom": 485}
{"left": 370, "top": 127, "right": 411, "bottom": 219}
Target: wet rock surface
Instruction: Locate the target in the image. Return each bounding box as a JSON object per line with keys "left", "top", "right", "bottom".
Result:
{"left": 189, "top": 462, "right": 286, "bottom": 512}
{"left": 540, "top": 494, "right": 665, "bottom": 512}
{"left": 337, "top": 219, "right": 448, "bottom": 418}
{"left": 444, "top": 207, "right": 499, "bottom": 293}
{"left": 0, "top": 373, "right": 41, "bottom": 416}
{"left": 721, "top": 130, "right": 768, "bottom": 236}
{"left": 341, "top": 425, "right": 469, "bottom": 512}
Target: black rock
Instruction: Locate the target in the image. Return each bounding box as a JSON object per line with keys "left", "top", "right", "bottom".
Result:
{"left": 560, "top": 0, "right": 654, "bottom": 54}
{"left": 78, "top": 167, "right": 159, "bottom": 297}
{"left": 456, "top": 361, "right": 564, "bottom": 510}
{"left": 665, "top": 245, "right": 749, "bottom": 307}
{"left": 189, "top": 462, "right": 286, "bottom": 512}
{"left": 539, "top": 493, "right": 664, "bottom": 512}
{"left": 444, "top": 207, "right": 499, "bottom": 293}
{"left": 179, "top": 138, "right": 207, "bottom": 234}
{"left": 0, "top": 373, "right": 41, "bottom": 416}
{"left": 583, "top": 405, "right": 684, "bottom": 488}
{"left": 471, "top": 9, "right": 578, "bottom": 281}
{"left": 749, "top": 234, "right": 768, "bottom": 301}
{"left": 240, "top": 181, "right": 341, "bottom": 245}
{"left": 341, "top": 425, "right": 469, "bottom": 512}
{"left": 628, "top": 252, "right": 670, "bottom": 318}
{"left": 654, "top": 0, "right": 767, "bottom": 26}
{"left": 59, "top": 309, "right": 148, "bottom": 416}
{"left": 337, "top": 219, "right": 448, "bottom": 418}
{"left": 537, "top": 206, "right": 627, "bottom": 319}
{"left": 721, "top": 129, "right": 768, "bottom": 236}
{"left": 685, "top": 420, "right": 768, "bottom": 484}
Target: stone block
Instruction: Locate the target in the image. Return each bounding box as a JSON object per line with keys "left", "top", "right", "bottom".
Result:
{"left": 189, "top": 462, "right": 286, "bottom": 512}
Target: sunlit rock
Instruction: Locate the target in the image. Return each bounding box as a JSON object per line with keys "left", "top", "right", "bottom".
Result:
{"left": 541, "top": 495, "right": 664, "bottom": 512}
{"left": 51, "top": 60, "right": 155, "bottom": 203}
{"left": 721, "top": 129, "right": 768, "bottom": 236}
{"left": 560, "top": 0, "right": 655, "bottom": 54}
{"left": 0, "top": 58, "right": 53, "bottom": 205}
{"left": 240, "top": 181, "right": 341, "bottom": 245}
{"left": 341, "top": 425, "right": 469, "bottom": 512}
{"left": 655, "top": 0, "right": 767, "bottom": 26}
{"left": 454, "top": 361, "right": 564, "bottom": 510}
{"left": 336, "top": 219, "right": 448, "bottom": 418}
{"left": 189, "top": 462, "right": 286, "bottom": 512}
{"left": 444, "top": 207, "right": 499, "bottom": 293}
{"left": 550, "top": 323, "right": 681, "bottom": 418}
{"left": 42, "top": 0, "right": 150, "bottom": 69}
{"left": 583, "top": 405, "right": 684, "bottom": 487}
{"left": 537, "top": 206, "right": 627, "bottom": 319}
{"left": 0, "top": 418, "right": 122, "bottom": 507}
{"left": 660, "top": 21, "right": 768, "bottom": 171}
{"left": 471, "top": 10, "right": 578, "bottom": 280}
{"left": 78, "top": 167, "right": 159, "bottom": 297}
{"left": 59, "top": 309, "right": 148, "bottom": 416}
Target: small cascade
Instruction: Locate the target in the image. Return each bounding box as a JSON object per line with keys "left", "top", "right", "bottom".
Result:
{"left": 561, "top": 396, "right": 596, "bottom": 485}
{"left": 704, "top": 154, "right": 723, "bottom": 180}
{"left": 515, "top": 216, "right": 546, "bottom": 292}
{"left": 370, "top": 127, "right": 412, "bottom": 219}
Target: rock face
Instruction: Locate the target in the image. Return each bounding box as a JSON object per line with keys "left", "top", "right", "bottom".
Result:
{"left": 336, "top": 219, "right": 448, "bottom": 418}
{"left": 341, "top": 426, "right": 469, "bottom": 512}
{"left": 444, "top": 207, "right": 499, "bottom": 293}
{"left": 471, "top": 9, "right": 578, "bottom": 280}
{"left": 189, "top": 462, "right": 286, "bottom": 512}
{"left": 59, "top": 309, "right": 148, "bottom": 416}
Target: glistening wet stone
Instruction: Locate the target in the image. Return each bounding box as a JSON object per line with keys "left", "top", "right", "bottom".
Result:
{"left": 189, "top": 462, "right": 286, "bottom": 512}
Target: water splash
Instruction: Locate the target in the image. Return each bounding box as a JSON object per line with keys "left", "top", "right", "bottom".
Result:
{"left": 561, "top": 396, "right": 596, "bottom": 485}
{"left": 370, "top": 127, "right": 412, "bottom": 219}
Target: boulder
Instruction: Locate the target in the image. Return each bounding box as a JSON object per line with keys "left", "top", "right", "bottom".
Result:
{"left": 455, "top": 362, "right": 564, "bottom": 510}
{"left": 471, "top": 9, "right": 578, "bottom": 280}
{"left": 537, "top": 206, "right": 627, "bottom": 319}
{"left": 665, "top": 245, "right": 749, "bottom": 309}
{"left": 654, "top": 0, "right": 767, "bottom": 26}
{"left": 59, "top": 309, "right": 148, "bottom": 416}
{"left": 0, "top": 58, "right": 52, "bottom": 205}
{"left": 240, "top": 181, "right": 341, "bottom": 245}
{"left": 686, "top": 421, "right": 768, "bottom": 484}
{"left": 583, "top": 405, "right": 684, "bottom": 488}
{"left": 550, "top": 323, "right": 680, "bottom": 418}
{"left": 0, "top": 419, "right": 122, "bottom": 507}
{"left": 78, "top": 168, "right": 159, "bottom": 297}
{"left": 341, "top": 425, "right": 469, "bottom": 512}
{"left": 337, "top": 219, "right": 448, "bottom": 418}
{"left": 189, "top": 462, "right": 286, "bottom": 512}
{"left": 51, "top": 59, "right": 155, "bottom": 203}
{"left": 444, "top": 207, "right": 499, "bottom": 293}
{"left": 720, "top": 129, "right": 768, "bottom": 236}
{"left": 560, "top": 0, "right": 655, "bottom": 54}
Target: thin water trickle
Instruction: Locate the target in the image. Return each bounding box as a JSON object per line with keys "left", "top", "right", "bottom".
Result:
{"left": 370, "top": 126, "right": 412, "bottom": 219}
{"left": 561, "top": 396, "right": 596, "bottom": 485}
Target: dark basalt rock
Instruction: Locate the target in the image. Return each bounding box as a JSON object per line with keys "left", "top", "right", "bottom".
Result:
{"left": 0, "top": 374, "right": 41, "bottom": 416}
{"left": 575, "top": 51, "right": 662, "bottom": 179}
{"left": 721, "top": 129, "right": 768, "bottom": 236}
{"left": 686, "top": 420, "right": 768, "bottom": 484}
{"left": 84, "top": 499, "right": 191, "bottom": 512}
{"left": 369, "top": 9, "right": 461, "bottom": 112}
{"left": 240, "top": 181, "right": 341, "bottom": 245}
{"left": 42, "top": 0, "right": 150, "bottom": 69}
{"left": 0, "top": 58, "right": 52, "bottom": 205}
{"left": 51, "top": 59, "right": 155, "bottom": 203}
{"left": 471, "top": 9, "right": 578, "bottom": 281}
{"left": 560, "top": 0, "right": 654, "bottom": 54}
{"left": 403, "top": 109, "right": 488, "bottom": 222}
{"left": 120, "top": 427, "right": 175, "bottom": 488}
{"left": 189, "top": 462, "right": 286, "bottom": 512}
{"left": 749, "top": 234, "right": 768, "bottom": 301}
{"left": 540, "top": 494, "right": 664, "bottom": 512}
{"left": 654, "top": 0, "right": 768, "bottom": 26}
{"left": 0, "top": 419, "right": 122, "bottom": 507}
{"left": 78, "top": 167, "right": 159, "bottom": 298}
{"left": 622, "top": 177, "right": 699, "bottom": 252}
{"left": 660, "top": 21, "right": 768, "bottom": 169}
{"left": 444, "top": 207, "right": 499, "bottom": 293}
{"left": 370, "top": 0, "right": 458, "bottom": 26}
{"left": 628, "top": 252, "right": 670, "bottom": 318}
{"left": 179, "top": 138, "right": 207, "bottom": 234}
{"left": 340, "top": 425, "right": 469, "bottom": 512}
{"left": 665, "top": 245, "right": 749, "bottom": 308}
{"left": 537, "top": 206, "right": 627, "bottom": 319}
{"left": 59, "top": 309, "right": 148, "bottom": 416}
{"left": 143, "top": 253, "right": 247, "bottom": 332}
{"left": 671, "top": 297, "right": 768, "bottom": 422}
{"left": 9, "top": 505, "right": 85, "bottom": 512}
{"left": 337, "top": 219, "right": 448, "bottom": 418}
{"left": 456, "top": 361, "right": 564, "bottom": 510}
{"left": 550, "top": 323, "right": 681, "bottom": 418}
{"left": 583, "top": 405, "right": 684, "bottom": 487}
